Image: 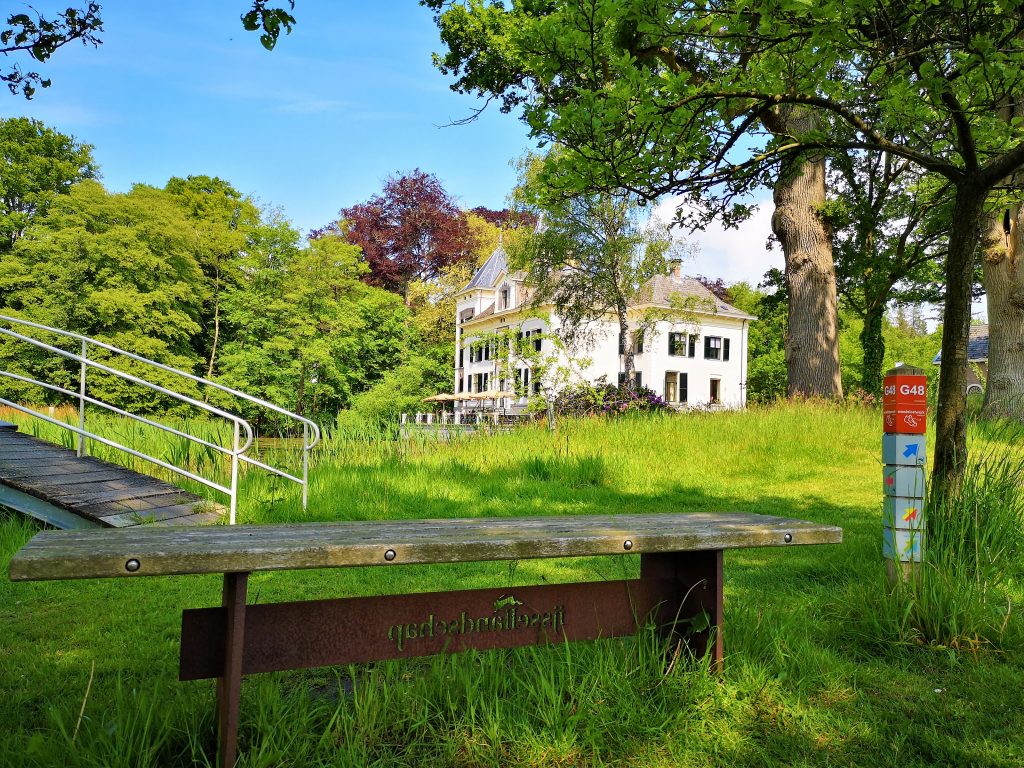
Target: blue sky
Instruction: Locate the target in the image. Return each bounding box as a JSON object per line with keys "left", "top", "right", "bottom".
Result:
{"left": 0, "top": 1, "right": 790, "bottom": 287}
{"left": 1, "top": 2, "right": 535, "bottom": 235}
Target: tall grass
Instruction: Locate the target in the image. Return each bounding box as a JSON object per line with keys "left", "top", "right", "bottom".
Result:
{"left": 900, "top": 444, "right": 1023, "bottom": 651}
{"left": 837, "top": 430, "right": 1024, "bottom": 656}
{"left": 3, "top": 402, "right": 1024, "bottom": 766}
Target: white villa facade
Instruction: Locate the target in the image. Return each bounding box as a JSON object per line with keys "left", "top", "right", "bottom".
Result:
{"left": 454, "top": 246, "right": 756, "bottom": 413}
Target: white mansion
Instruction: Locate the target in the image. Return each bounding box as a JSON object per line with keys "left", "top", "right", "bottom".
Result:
{"left": 454, "top": 246, "right": 755, "bottom": 412}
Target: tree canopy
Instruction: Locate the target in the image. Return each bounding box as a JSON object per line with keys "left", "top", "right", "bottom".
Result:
{"left": 0, "top": 116, "right": 96, "bottom": 250}
{"left": 327, "top": 169, "right": 479, "bottom": 296}
{"left": 512, "top": 159, "right": 682, "bottom": 385}
{"left": 427, "top": 0, "right": 1024, "bottom": 484}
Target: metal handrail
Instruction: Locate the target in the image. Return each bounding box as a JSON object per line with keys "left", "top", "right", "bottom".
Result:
{"left": 0, "top": 315, "right": 321, "bottom": 448}
{"left": 0, "top": 314, "right": 322, "bottom": 522}
{"left": 0, "top": 397, "right": 233, "bottom": 496}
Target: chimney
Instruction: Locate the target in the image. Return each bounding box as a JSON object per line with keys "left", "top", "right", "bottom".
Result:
{"left": 669, "top": 259, "right": 682, "bottom": 279}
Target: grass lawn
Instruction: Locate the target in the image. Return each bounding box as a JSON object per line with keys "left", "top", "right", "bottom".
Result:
{"left": 1, "top": 403, "right": 1022, "bottom": 767}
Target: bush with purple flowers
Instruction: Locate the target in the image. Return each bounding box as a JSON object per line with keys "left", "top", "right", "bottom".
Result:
{"left": 555, "top": 380, "right": 671, "bottom": 417}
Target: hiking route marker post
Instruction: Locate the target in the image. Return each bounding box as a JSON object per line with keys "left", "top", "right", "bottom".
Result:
{"left": 882, "top": 364, "right": 927, "bottom": 581}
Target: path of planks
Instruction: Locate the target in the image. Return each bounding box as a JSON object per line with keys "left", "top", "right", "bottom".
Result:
{"left": 0, "top": 422, "right": 224, "bottom": 528}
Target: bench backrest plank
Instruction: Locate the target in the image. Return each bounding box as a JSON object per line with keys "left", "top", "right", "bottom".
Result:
{"left": 8, "top": 512, "right": 842, "bottom": 581}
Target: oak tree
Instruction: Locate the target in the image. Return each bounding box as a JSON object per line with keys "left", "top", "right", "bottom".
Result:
{"left": 427, "top": 0, "right": 1024, "bottom": 485}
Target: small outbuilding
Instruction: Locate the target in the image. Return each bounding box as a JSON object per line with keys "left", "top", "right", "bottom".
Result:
{"left": 931, "top": 324, "right": 989, "bottom": 395}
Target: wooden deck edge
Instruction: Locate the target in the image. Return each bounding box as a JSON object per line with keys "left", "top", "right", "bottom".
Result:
{"left": 0, "top": 483, "right": 103, "bottom": 530}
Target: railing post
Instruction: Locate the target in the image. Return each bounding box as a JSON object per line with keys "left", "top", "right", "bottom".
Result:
{"left": 301, "top": 422, "right": 309, "bottom": 512}
{"left": 230, "top": 421, "right": 240, "bottom": 525}
{"left": 77, "top": 339, "right": 87, "bottom": 457}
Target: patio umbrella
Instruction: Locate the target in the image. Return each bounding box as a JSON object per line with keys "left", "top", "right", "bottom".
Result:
{"left": 422, "top": 393, "right": 457, "bottom": 402}
{"left": 473, "top": 390, "right": 517, "bottom": 399}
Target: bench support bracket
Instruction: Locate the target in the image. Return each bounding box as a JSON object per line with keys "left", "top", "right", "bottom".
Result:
{"left": 217, "top": 572, "right": 248, "bottom": 768}
{"left": 641, "top": 549, "right": 724, "bottom": 670}
{"left": 202, "top": 551, "right": 724, "bottom": 767}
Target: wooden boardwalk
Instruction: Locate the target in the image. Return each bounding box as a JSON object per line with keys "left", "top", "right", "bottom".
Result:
{"left": 0, "top": 423, "right": 224, "bottom": 529}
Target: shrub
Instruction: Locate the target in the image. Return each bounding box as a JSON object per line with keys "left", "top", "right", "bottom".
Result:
{"left": 554, "top": 381, "right": 670, "bottom": 417}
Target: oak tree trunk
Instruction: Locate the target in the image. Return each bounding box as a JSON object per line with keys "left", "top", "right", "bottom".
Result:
{"left": 982, "top": 207, "right": 1024, "bottom": 419}
{"left": 933, "top": 185, "right": 987, "bottom": 490}
{"left": 764, "top": 107, "right": 843, "bottom": 399}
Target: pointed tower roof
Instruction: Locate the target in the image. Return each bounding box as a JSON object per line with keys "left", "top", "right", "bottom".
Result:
{"left": 463, "top": 245, "right": 508, "bottom": 291}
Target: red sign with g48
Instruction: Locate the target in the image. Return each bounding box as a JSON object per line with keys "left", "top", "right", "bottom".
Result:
{"left": 882, "top": 372, "right": 927, "bottom": 435}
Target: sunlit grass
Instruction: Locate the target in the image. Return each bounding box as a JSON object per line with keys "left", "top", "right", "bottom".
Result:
{"left": 2, "top": 402, "right": 1023, "bottom": 767}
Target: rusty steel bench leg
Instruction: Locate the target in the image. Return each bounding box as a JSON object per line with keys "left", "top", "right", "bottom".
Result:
{"left": 640, "top": 549, "right": 724, "bottom": 671}
{"left": 217, "top": 572, "right": 248, "bottom": 768}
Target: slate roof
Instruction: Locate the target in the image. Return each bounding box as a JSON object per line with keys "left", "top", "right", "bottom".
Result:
{"left": 463, "top": 245, "right": 508, "bottom": 291}
{"left": 462, "top": 245, "right": 755, "bottom": 321}
{"left": 932, "top": 324, "right": 989, "bottom": 365}
{"left": 635, "top": 274, "right": 756, "bottom": 319}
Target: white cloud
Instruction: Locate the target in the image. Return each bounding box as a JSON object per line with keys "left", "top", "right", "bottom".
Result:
{"left": 653, "top": 195, "right": 782, "bottom": 286}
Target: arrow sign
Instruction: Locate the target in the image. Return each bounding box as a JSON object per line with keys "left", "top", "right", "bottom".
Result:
{"left": 902, "top": 444, "right": 919, "bottom": 459}
{"left": 903, "top": 507, "right": 918, "bottom": 523}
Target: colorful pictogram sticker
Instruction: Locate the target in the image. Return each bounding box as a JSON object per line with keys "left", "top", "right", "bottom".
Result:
{"left": 882, "top": 434, "right": 927, "bottom": 466}
{"left": 883, "top": 466, "right": 926, "bottom": 498}
{"left": 883, "top": 497, "right": 924, "bottom": 530}
{"left": 883, "top": 527, "right": 923, "bottom": 563}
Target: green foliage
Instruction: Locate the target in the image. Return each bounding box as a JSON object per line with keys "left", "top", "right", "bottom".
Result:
{"left": 0, "top": 116, "right": 96, "bottom": 250}
{"left": 511, "top": 159, "right": 683, "bottom": 381}
{"left": 0, "top": 169, "right": 417, "bottom": 425}
{"left": 554, "top": 380, "right": 670, "bottom": 417}
{"left": 218, "top": 228, "right": 409, "bottom": 423}
{"left": 163, "top": 174, "right": 263, "bottom": 378}
{"left": 241, "top": 1, "right": 296, "bottom": 51}
{"left": 0, "top": 4, "right": 102, "bottom": 97}
{"left": 0, "top": 180, "right": 207, "bottom": 410}
{"left": 348, "top": 354, "right": 446, "bottom": 425}
{"left": 846, "top": 441, "right": 1024, "bottom": 653}
{"left": 829, "top": 150, "right": 946, "bottom": 393}
{"left": 727, "top": 281, "right": 787, "bottom": 403}
{"left": 1, "top": 3, "right": 297, "bottom": 97}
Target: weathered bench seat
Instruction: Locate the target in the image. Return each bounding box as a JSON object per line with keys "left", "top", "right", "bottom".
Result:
{"left": 9, "top": 511, "right": 840, "bottom": 580}
{"left": 9, "top": 511, "right": 842, "bottom": 767}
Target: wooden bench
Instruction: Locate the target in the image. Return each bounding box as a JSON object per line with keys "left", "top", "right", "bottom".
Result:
{"left": 8, "top": 512, "right": 841, "bottom": 766}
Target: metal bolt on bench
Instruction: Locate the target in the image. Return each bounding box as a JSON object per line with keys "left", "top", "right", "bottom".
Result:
{"left": 8, "top": 511, "right": 841, "bottom": 767}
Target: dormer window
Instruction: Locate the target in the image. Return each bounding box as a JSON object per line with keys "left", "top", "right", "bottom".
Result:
{"left": 499, "top": 285, "right": 510, "bottom": 310}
